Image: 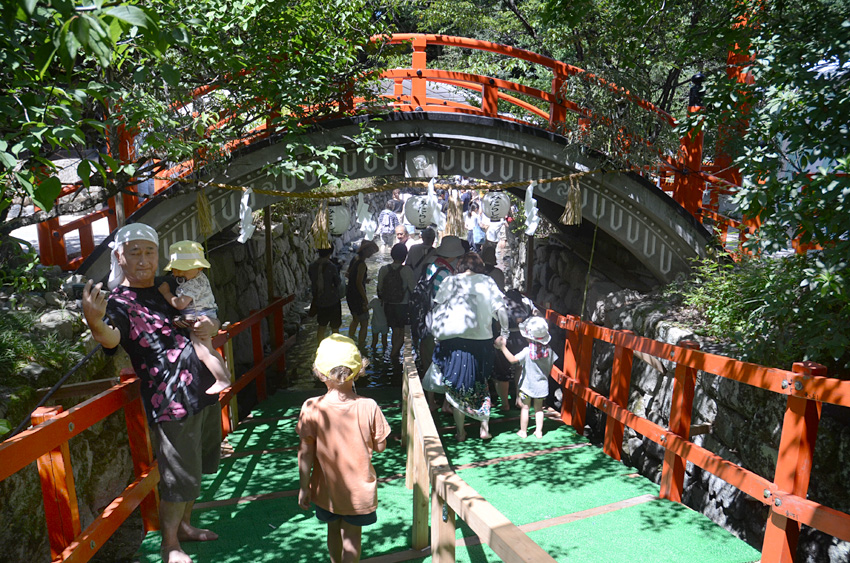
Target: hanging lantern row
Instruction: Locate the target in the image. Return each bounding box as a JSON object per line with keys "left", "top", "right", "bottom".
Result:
{"left": 324, "top": 189, "right": 508, "bottom": 238}
{"left": 481, "top": 191, "right": 510, "bottom": 220}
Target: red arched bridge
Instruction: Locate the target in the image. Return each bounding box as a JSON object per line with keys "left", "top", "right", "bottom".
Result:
{"left": 34, "top": 34, "right": 750, "bottom": 283}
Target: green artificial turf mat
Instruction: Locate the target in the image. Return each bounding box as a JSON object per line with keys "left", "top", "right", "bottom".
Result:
{"left": 440, "top": 416, "right": 590, "bottom": 466}
{"left": 136, "top": 388, "right": 759, "bottom": 563}
{"left": 455, "top": 447, "right": 658, "bottom": 525}
{"left": 525, "top": 499, "right": 761, "bottom": 563}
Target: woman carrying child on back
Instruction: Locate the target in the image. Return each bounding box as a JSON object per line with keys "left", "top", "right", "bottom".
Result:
{"left": 495, "top": 316, "right": 558, "bottom": 439}
{"left": 158, "top": 240, "right": 231, "bottom": 394}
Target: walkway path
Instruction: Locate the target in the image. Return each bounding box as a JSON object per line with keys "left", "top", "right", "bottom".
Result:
{"left": 133, "top": 387, "right": 760, "bottom": 562}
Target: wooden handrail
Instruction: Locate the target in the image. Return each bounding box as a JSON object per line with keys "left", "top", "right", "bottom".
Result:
{"left": 0, "top": 293, "right": 294, "bottom": 563}
{"left": 546, "top": 310, "right": 850, "bottom": 562}
{"left": 401, "top": 331, "right": 557, "bottom": 563}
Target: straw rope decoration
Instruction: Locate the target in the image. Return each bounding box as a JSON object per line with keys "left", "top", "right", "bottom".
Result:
{"left": 559, "top": 174, "right": 583, "bottom": 226}
{"left": 156, "top": 169, "right": 613, "bottom": 201}
{"left": 157, "top": 169, "right": 613, "bottom": 238}
{"left": 311, "top": 200, "right": 331, "bottom": 249}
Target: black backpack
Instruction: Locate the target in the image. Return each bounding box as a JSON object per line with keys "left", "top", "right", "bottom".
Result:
{"left": 379, "top": 265, "right": 406, "bottom": 304}
{"left": 409, "top": 259, "right": 452, "bottom": 342}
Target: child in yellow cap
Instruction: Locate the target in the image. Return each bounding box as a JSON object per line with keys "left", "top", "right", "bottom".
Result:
{"left": 296, "top": 334, "right": 390, "bottom": 562}
{"left": 159, "top": 240, "right": 230, "bottom": 394}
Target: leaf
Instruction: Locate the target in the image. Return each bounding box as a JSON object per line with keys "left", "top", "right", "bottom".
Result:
{"left": 160, "top": 63, "right": 179, "bottom": 87}
{"left": 107, "top": 5, "right": 150, "bottom": 29}
{"left": 77, "top": 159, "right": 91, "bottom": 189}
{"left": 19, "top": 173, "right": 62, "bottom": 211}
{"left": 20, "top": 0, "right": 37, "bottom": 17}
{"left": 100, "top": 152, "right": 120, "bottom": 172}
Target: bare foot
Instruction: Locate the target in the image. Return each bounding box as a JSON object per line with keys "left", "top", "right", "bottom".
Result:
{"left": 162, "top": 545, "right": 193, "bottom": 563}
{"left": 205, "top": 380, "right": 230, "bottom": 395}
{"left": 441, "top": 403, "right": 453, "bottom": 415}
{"left": 455, "top": 430, "right": 467, "bottom": 442}
{"left": 534, "top": 432, "right": 543, "bottom": 439}
{"left": 516, "top": 430, "right": 528, "bottom": 438}
{"left": 177, "top": 523, "right": 218, "bottom": 542}
{"left": 480, "top": 432, "right": 493, "bottom": 440}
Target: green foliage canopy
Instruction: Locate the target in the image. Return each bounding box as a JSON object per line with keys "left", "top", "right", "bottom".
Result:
{"left": 0, "top": 0, "right": 389, "bottom": 235}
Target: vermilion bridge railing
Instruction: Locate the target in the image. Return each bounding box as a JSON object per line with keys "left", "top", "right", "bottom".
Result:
{"left": 0, "top": 294, "right": 292, "bottom": 563}
{"left": 544, "top": 309, "right": 850, "bottom": 562}
{"left": 35, "top": 33, "right": 740, "bottom": 271}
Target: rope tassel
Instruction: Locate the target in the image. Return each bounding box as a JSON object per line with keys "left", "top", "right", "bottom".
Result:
{"left": 559, "top": 175, "right": 582, "bottom": 226}
{"left": 312, "top": 200, "right": 331, "bottom": 249}
{"left": 445, "top": 188, "right": 464, "bottom": 237}
{"left": 197, "top": 187, "right": 215, "bottom": 238}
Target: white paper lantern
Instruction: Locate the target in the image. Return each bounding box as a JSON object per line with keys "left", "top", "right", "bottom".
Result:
{"left": 482, "top": 191, "right": 511, "bottom": 220}
{"left": 404, "top": 195, "right": 436, "bottom": 229}
{"left": 328, "top": 204, "right": 351, "bottom": 235}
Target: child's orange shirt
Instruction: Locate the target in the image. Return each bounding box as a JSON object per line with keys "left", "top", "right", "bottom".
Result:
{"left": 297, "top": 395, "right": 390, "bottom": 515}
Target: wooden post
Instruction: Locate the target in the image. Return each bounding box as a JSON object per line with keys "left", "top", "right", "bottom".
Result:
{"left": 120, "top": 370, "right": 160, "bottom": 532}
{"left": 32, "top": 406, "right": 82, "bottom": 559}
{"left": 571, "top": 323, "right": 594, "bottom": 435}
{"left": 431, "top": 489, "right": 455, "bottom": 563}
{"left": 405, "top": 393, "right": 415, "bottom": 490}
{"left": 761, "top": 361, "right": 826, "bottom": 563}
{"left": 660, "top": 340, "right": 700, "bottom": 502}
{"left": 411, "top": 424, "right": 429, "bottom": 550}
{"left": 604, "top": 334, "right": 634, "bottom": 461}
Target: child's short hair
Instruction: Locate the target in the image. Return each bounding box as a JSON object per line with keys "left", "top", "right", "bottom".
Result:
{"left": 312, "top": 360, "right": 369, "bottom": 384}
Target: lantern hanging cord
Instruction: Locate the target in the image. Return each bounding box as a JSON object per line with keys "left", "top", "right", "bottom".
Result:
{"left": 153, "top": 169, "right": 620, "bottom": 200}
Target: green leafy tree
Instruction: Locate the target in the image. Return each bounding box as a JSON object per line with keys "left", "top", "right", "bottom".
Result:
{"left": 0, "top": 0, "right": 389, "bottom": 236}
{"left": 691, "top": 1, "right": 849, "bottom": 297}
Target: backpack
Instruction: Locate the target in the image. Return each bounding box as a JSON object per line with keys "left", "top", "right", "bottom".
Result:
{"left": 409, "top": 258, "right": 453, "bottom": 342}
{"left": 379, "top": 209, "right": 397, "bottom": 232}
{"left": 379, "top": 265, "right": 406, "bottom": 304}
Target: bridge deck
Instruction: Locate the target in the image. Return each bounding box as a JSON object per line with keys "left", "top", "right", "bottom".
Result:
{"left": 134, "top": 387, "right": 760, "bottom": 563}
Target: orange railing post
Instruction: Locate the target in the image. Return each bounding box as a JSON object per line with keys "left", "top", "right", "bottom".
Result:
{"left": 571, "top": 321, "right": 594, "bottom": 435}
{"left": 119, "top": 370, "right": 160, "bottom": 533}
{"left": 481, "top": 81, "right": 499, "bottom": 117}
{"left": 31, "top": 406, "right": 82, "bottom": 560}
{"left": 549, "top": 73, "right": 567, "bottom": 127}
{"left": 410, "top": 36, "right": 428, "bottom": 109}
{"left": 274, "top": 301, "right": 285, "bottom": 373}
{"left": 251, "top": 320, "right": 267, "bottom": 402}
{"left": 660, "top": 340, "right": 700, "bottom": 503}
{"left": 761, "top": 361, "right": 827, "bottom": 563}
{"left": 603, "top": 332, "right": 634, "bottom": 461}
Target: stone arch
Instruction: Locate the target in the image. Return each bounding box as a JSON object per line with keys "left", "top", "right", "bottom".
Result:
{"left": 78, "top": 112, "right": 711, "bottom": 283}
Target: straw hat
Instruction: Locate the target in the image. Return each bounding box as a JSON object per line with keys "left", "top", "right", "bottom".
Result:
{"left": 164, "top": 240, "right": 211, "bottom": 271}
{"left": 519, "top": 316, "right": 551, "bottom": 345}
{"left": 314, "top": 334, "right": 362, "bottom": 380}
{"left": 435, "top": 235, "right": 465, "bottom": 258}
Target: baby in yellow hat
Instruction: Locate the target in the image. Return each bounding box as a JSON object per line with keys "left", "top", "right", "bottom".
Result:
{"left": 159, "top": 240, "right": 230, "bottom": 394}
{"left": 296, "top": 335, "right": 390, "bottom": 562}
